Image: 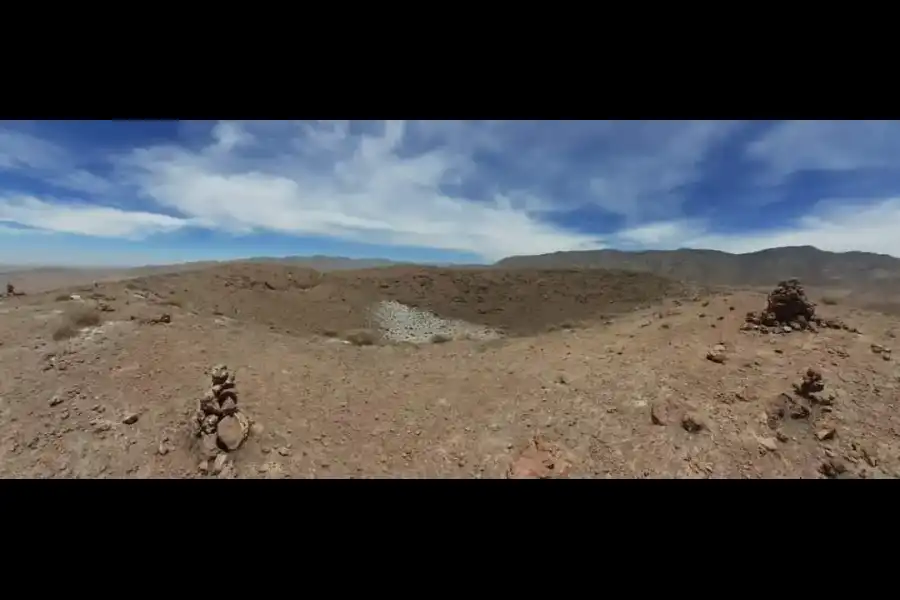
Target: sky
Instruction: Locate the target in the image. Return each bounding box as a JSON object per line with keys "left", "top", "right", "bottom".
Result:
{"left": 1, "top": 119, "right": 899, "bottom": 266}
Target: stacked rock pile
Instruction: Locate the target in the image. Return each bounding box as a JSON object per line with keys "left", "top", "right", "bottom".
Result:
{"left": 190, "top": 364, "right": 252, "bottom": 475}
{"left": 794, "top": 367, "right": 825, "bottom": 398}
{"left": 742, "top": 279, "right": 853, "bottom": 333}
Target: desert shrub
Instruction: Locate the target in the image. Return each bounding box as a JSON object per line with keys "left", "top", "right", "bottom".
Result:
{"left": 821, "top": 296, "right": 839, "bottom": 306}
{"left": 52, "top": 305, "right": 102, "bottom": 341}
{"left": 343, "top": 329, "right": 379, "bottom": 346}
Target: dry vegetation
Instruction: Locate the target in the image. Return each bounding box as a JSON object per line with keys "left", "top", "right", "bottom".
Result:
{"left": 51, "top": 304, "right": 102, "bottom": 341}
{"left": 0, "top": 262, "right": 897, "bottom": 479}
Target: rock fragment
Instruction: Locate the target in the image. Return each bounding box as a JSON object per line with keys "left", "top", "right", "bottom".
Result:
{"left": 217, "top": 415, "right": 249, "bottom": 451}
{"left": 507, "top": 436, "right": 571, "bottom": 479}
{"left": 819, "top": 458, "right": 847, "bottom": 478}
{"left": 757, "top": 437, "right": 779, "bottom": 452}
{"left": 706, "top": 344, "right": 727, "bottom": 364}
{"left": 815, "top": 428, "right": 836, "bottom": 442}
{"left": 681, "top": 412, "right": 706, "bottom": 433}
{"left": 794, "top": 368, "right": 825, "bottom": 398}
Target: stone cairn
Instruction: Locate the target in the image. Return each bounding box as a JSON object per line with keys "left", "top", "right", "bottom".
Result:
{"left": 742, "top": 278, "right": 851, "bottom": 334}
{"left": 191, "top": 364, "right": 252, "bottom": 476}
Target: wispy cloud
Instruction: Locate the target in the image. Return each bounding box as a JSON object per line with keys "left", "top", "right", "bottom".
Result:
{"left": 746, "top": 120, "right": 900, "bottom": 182}
{"left": 0, "top": 120, "right": 899, "bottom": 264}
{"left": 0, "top": 194, "right": 189, "bottom": 237}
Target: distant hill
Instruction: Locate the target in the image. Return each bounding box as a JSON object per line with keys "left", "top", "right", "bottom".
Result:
{"left": 243, "top": 255, "right": 406, "bottom": 271}
{"left": 494, "top": 246, "right": 900, "bottom": 291}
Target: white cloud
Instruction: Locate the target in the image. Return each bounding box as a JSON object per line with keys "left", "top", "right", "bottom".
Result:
{"left": 615, "top": 219, "right": 707, "bottom": 248}
{"left": 587, "top": 120, "right": 739, "bottom": 220}
{"left": 747, "top": 120, "right": 900, "bottom": 182}
{"left": 613, "top": 198, "right": 900, "bottom": 258}
{"left": 0, "top": 127, "right": 114, "bottom": 196}
{"left": 0, "top": 195, "right": 189, "bottom": 238}
{"left": 112, "top": 120, "right": 605, "bottom": 260}
{"left": 0, "top": 129, "right": 67, "bottom": 171}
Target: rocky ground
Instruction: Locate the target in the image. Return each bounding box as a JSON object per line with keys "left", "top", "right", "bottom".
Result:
{"left": 0, "top": 264, "right": 897, "bottom": 478}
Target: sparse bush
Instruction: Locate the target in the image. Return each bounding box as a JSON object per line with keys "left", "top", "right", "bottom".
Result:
{"left": 343, "top": 329, "right": 379, "bottom": 346}
{"left": 821, "top": 296, "right": 839, "bottom": 306}
{"left": 52, "top": 323, "right": 78, "bottom": 341}
{"left": 430, "top": 333, "right": 453, "bottom": 344}
{"left": 52, "top": 305, "right": 102, "bottom": 341}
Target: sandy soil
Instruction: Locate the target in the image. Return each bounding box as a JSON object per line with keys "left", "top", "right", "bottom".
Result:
{"left": 0, "top": 264, "right": 897, "bottom": 478}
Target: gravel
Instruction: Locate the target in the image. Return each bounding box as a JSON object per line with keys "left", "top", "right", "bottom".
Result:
{"left": 369, "top": 300, "right": 502, "bottom": 344}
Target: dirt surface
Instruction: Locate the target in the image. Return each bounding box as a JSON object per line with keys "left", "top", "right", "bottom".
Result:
{"left": 100, "top": 264, "right": 690, "bottom": 337}
{"left": 0, "top": 264, "right": 898, "bottom": 478}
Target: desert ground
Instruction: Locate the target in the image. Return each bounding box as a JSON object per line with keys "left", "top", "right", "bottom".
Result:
{"left": 0, "top": 263, "right": 897, "bottom": 478}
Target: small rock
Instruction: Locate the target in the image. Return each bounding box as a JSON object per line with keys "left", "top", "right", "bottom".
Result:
{"left": 198, "top": 460, "right": 209, "bottom": 474}
{"left": 157, "top": 442, "right": 170, "bottom": 456}
{"left": 855, "top": 442, "right": 878, "bottom": 467}
{"left": 201, "top": 414, "right": 219, "bottom": 434}
{"left": 277, "top": 446, "right": 291, "bottom": 457}
{"left": 210, "top": 364, "right": 229, "bottom": 384}
{"left": 217, "top": 415, "right": 248, "bottom": 451}
{"left": 816, "top": 428, "right": 836, "bottom": 441}
{"left": 758, "top": 437, "right": 779, "bottom": 452}
{"left": 871, "top": 344, "right": 885, "bottom": 354}
{"left": 90, "top": 419, "right": 112, "bottom": 433}
{"left": 795, "top": 368, "right": 825, "bottom": 398}
{"left": 507, "top": 436, "right": 570, "bottom": 479}
{"left": 212, "top": 453, "right": 229, "bottom": 475}
{"left": 775, "top": 431, "right": 790, "bottom": 443}
{"left": 681, "top": 412, "right": 706, "bottom": 433}
{"left": 819, "top": 458, "right": 847, "bottom": 478}
{"left": 49, "top": 395, "right": 63, "bottom": 407}
{"left": 122, "top": 412, "right": 139, "bottom": 425}
{"left": 199, "top": 433, "right": 220, "bottom": 459}
{"left": 706, "top": 349, "right": 726, "bottom": 364}
{"left": 650, "top": 402, "right": 669, "bottom": 425}
{"left": 789, "top": 403, "right": 811, "bottom": 420}
{"left": 250, "top": 422, "right": 264, "bottom": 436}
{"left": 783, "top": 326, "right": 792, "bottom": 333}
{"left": 220, "top": 397, "right": 237, "bottom": 415}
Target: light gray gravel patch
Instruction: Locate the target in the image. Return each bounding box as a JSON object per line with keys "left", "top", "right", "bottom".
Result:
{"left": 369, "top": 300, "right": 502, "bottom": 344}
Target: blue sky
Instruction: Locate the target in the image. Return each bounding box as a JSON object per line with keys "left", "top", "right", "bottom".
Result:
{"left": 1, "top": 119, "right": 899, "bottom": 266}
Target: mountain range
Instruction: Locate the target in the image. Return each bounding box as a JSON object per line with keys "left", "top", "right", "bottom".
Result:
{"left": 494, "top": 246, "right": 900, "bottom": 289}
{"left": 4, "top": 246, "right": 900, "bottom": 302}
